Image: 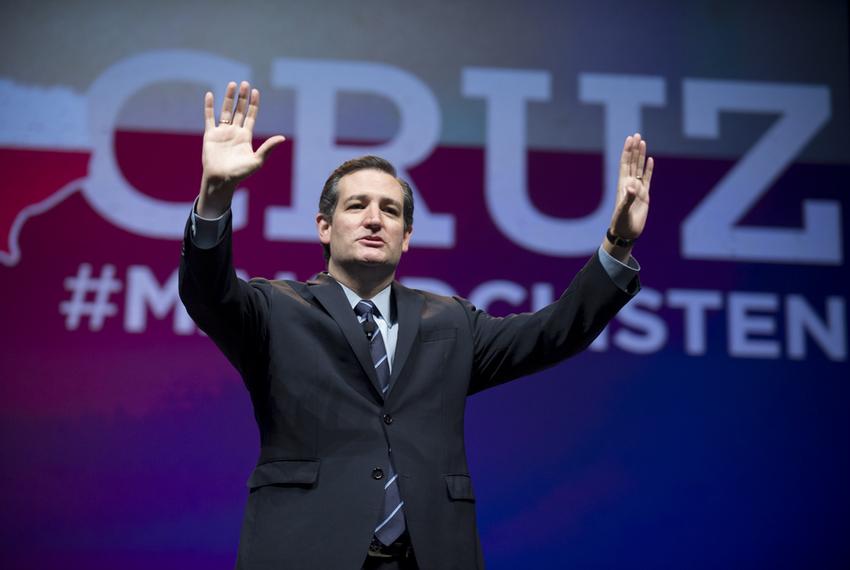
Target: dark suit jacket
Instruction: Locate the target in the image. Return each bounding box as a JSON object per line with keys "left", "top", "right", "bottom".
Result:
{"left": 178, "top": 217, "right": 638, "bottom": 569}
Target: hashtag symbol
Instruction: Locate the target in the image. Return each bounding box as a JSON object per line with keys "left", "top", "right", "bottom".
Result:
{"left": 59, "top": 263, "right": 123, "bottom": 331}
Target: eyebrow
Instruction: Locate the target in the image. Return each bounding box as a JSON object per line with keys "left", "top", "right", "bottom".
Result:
{"left": 344, "top": 194, "right": 402, "bottom": 208}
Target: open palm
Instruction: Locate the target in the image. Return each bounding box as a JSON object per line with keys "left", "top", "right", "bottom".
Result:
{"left": 611, "top": 133, "right": 654, "bottom": 240}
{"left": 202, "top": 81, "right": 285, "bottom": 186}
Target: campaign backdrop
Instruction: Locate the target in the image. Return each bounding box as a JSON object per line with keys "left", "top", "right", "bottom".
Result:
{"left": 1, "top": 1, "right": 848, "bottom": 568}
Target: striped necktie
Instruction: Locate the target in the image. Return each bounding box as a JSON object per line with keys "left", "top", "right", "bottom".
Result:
{"left": 354, "top": 300, "right": 406, "bottom": 545}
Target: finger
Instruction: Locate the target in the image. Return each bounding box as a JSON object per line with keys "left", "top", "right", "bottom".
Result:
{"left": 204, "top": 91, "right": 215, "bottom": 130}
{"left": 644, "top": 156, "right": 654, "bottom": 189}
{"left": 619, "top": 135, "right": 633, "bottom": 182}
{"left": 244, "top": 88, "right": 260, "bottom": 132}
{"left": 219, "top": 81, "right": 237, "bottom": 124}
{"left": 630, "top": 132, "right": 641, "bottom": 177}
{"left": 255, "top": 135, "right": 287, "bottom": 163}
{"left": 232, "top": 81, "right": 250, "bottom": 127}
{"left": 637, "top": 139, "right": 647, "bottom": 179}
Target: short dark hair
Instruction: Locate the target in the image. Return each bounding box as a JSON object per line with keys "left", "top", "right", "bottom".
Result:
{"left": 318, "top": 155, "right": 414, "bottom": 262}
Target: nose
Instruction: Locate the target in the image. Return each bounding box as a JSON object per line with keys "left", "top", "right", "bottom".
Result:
{"left": 363, "top": 204, "right": 382, "bottom": 229}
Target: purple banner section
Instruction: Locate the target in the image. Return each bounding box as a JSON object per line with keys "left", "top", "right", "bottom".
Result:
{"left": 1, "top": 127, "right": 848, "bottom": 568}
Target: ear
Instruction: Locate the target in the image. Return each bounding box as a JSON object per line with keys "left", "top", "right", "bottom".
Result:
{"left": 401, "top": 225, "right": 413, "bottom": 253}
{"left": 316, "top": 213, "right": 331, "bottom": 245}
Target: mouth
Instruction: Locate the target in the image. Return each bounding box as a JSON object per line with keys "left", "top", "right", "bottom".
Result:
{"left": 359, "top": 236, "right": 384, "bottom": 246}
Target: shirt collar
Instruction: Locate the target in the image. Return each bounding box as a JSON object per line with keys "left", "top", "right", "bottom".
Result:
{"left": 335, "top": 278, "right": 394, "bottom": 325}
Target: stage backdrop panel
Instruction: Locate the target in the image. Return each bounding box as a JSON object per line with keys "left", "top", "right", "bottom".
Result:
{"left": 1, "top": 1, "right": 848, "bottom": 568}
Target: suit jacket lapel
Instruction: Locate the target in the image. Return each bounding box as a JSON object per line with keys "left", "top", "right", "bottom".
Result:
{"left": 387, "top": 281, "right": 423, "bottom": 395}
{"left": 308, "top": 273, "right": 384, "bottom": 400}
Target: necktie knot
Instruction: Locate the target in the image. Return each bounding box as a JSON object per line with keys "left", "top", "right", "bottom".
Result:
{"left": 354, "top": 300, "right": 380, "bottom": 319}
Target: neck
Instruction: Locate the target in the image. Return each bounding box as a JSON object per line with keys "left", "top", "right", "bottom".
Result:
{"left": 327, "top": 259, "right": 395, "bottom": 299}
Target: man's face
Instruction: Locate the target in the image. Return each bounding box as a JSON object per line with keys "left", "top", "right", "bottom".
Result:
{"left": 317, "top": 168, "right": 412, "bottom": 271}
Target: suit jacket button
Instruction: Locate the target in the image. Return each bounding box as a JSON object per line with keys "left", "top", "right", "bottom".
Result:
{"left": 383, "top": 414, "right": 393, "bottom": 425}
{"left": 372, "top": 468, "right": 385, "bottom": 480}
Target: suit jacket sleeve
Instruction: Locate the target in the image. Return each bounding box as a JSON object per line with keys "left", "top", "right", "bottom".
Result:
{"left": 462, "top": 251, "right": 639, "bottom": 394}
{"left": 178, "top": 214, "right": 272, "bottom": 392}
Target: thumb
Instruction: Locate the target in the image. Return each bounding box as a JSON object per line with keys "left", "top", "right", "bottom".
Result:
{"left": 256, "top": 135, "right": 286, "bottom": 162}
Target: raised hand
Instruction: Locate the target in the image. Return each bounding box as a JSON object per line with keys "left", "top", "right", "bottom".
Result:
{"left": 609, "top": 133, "right": 653, "bottom": 242}
{"left": 197, "top": 81, "right": 286, "bottom": 217}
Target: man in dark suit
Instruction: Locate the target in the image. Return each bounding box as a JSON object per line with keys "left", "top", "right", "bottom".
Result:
{"left": 179, "top": 81, "right": 653, "bottom": 569}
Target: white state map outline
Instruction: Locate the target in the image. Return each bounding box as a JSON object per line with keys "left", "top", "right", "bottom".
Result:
{"left": 0, "top": 178, "right": 87, "bottom": 267}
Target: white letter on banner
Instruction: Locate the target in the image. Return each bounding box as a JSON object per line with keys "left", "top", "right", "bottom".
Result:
{"left": 579, "top": 74, "right": 666, "bottom": 249}
{"left": 786, "top": 295, "right": 846, "bottom": 361}
{"left": 463, "top": 69, "right": 664, "bottom": 255}
{"left": 400, "top": 277, "right": 457, "bottom": 298}
{"left": 531, "top": 283, "right": 555, "bottom": 311}
{"left": 667, "top": 289, "right": 724, "bottom": 355}
{"left": 267, "top": 58, "right": 453, "bottom": 246}
{"left": 86, "top": 51, "right": 251, "bottom": 238}
{"left": 682, "top": 80, "right": 840, "bottom": 264}
{"left": 728, "top": 292, "right": 780, "bottom": 358}
{"left": 469, "top": 280, "right": 527, "bottom": 313}
{"left": 613, "top": 287, "right": 667, "bottom": 354}
{"left": 125, "top": 266, "right": 195, "bottom": 335}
